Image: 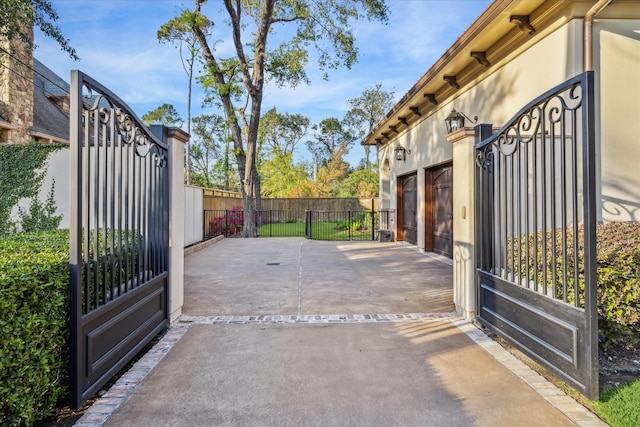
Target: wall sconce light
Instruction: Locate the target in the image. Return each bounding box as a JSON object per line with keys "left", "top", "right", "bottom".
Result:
{"left": 444, "top": 109, "right": 478, "bottom": 134}
{"left": 510, "top": 15, "right": 535, "bottom": 35}
{"left": 394, "top": 145, "right": 411, "bottom": 161}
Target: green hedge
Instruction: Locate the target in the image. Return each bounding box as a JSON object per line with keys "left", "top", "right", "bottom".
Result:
{"left": 0, "top": 230, "right": 69, "bottom": 426}
{"left": 514, "top": 222, "right": 640, "bottom": 350}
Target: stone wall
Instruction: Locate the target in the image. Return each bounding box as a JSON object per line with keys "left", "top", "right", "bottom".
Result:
{"left": 0, "top": 27, "right": 34, "bottom": 144}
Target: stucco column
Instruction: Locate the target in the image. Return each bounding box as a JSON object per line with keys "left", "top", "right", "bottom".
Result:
{"left": 166, "top": 127, "right": 189, "bottom": 322}
{"left": 447, "top": 127, "right": 479, "bottom": 320}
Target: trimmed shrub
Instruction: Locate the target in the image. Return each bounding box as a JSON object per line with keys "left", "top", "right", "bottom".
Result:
{"left": 512, "top": 222, "right": 640, "bottom": 350}
{"left": 596, "top": 222, "right": 640, "bottom": 349}
{"left": 0, "top": 230, "right": 70, "bottom": 426}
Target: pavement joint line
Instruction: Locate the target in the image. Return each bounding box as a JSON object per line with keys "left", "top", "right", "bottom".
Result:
{"left": 452, "top": 319, "right": 607, "bottom": 427}
{"left": 297, "top": 241, "right": 303, "bottom": 316}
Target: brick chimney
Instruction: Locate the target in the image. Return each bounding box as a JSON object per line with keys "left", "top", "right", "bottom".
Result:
{"left": 0, "top": 25, "right": 34, "bottom": 144}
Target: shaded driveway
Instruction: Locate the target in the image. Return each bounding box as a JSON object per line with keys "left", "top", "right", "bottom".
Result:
{"left": 95, "top": 239, "right": 600, "bottom": 427}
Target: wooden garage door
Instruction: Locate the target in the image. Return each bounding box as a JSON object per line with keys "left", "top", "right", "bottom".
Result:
{"left": 399, "top": 174, "right": 417, "bottom": 244}
{"left": 428, "top": 164, "right": 453, "bottom": 258}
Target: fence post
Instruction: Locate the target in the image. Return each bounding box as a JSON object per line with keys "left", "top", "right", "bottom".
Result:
{"left": 225, "top": 210, "right": 229, "bottom": 238}
{"left": 348, "top": 210, "right": 352, "bottom": 241}
{"left": 371, "top": 211, "right": 375, "bottom": 241}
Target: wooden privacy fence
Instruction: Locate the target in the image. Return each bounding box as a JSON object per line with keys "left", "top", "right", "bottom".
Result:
{"left": 201, "top": 191, "right": 378, "bottom": 212}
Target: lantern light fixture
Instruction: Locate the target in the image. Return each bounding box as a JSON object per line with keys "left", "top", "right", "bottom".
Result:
{"left": 394, "top": 145, "right": 411, "bottom": 161}
{"left": 444, "top": 109, "right": 478, "bottom": 134}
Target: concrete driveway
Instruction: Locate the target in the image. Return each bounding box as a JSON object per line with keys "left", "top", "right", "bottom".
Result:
{"left": 76, "top": 238, "right": 603, "bottom": 427}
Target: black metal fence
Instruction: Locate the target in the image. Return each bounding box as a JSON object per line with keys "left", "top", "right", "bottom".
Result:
{"left": 204, "top": 209, "right": 381, "bottom": 241}
{"left": 305, "top": 210, "right": 378, "bottom": 241}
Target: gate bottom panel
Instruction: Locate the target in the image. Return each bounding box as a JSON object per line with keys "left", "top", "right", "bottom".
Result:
{"left": 79, "top": 274, "right": 169, "bottom": 402}
{"left": 476, "top": 271, "right": 591, "bottom": 395}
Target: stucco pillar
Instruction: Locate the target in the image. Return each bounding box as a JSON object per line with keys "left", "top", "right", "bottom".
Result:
{"left": 447, "top": 126, "right": 486, "bottom": 320}
{"left": 162, "top": 126, "right": 189, "bottom": 322}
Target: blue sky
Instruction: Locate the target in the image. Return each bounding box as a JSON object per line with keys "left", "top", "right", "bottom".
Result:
{"left": 34, "top": 0, "right": 493, "bottom": 166}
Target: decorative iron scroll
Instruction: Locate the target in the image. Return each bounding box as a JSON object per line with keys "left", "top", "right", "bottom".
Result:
{"left": 474, "top": 72, "right": 595, "bottom": 307}
{"left": 69, "top": 70, "right": 170, "bottom": 408}
{"left": 80, "top": 78, "right": 168, "bottom": 166}
{"left": 474, "top": 72, "right": 598, "bottom": 398}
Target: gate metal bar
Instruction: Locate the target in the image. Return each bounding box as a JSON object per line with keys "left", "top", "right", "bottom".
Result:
{"left": 69, "top": 71, "right": 170, "bottom": 408}
{"left": 474, "top": 72, "right": 598, "bottom": 398}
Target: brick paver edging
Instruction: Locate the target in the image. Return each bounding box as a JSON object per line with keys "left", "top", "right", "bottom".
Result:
{"left": 75, "top": 313, "right": 606, "bottom": 427}
{"left": 455, "top": 320, "right": 607, "bottom": 427}
{"left": 180, "top": 312, "right": 460, "bottom": 324}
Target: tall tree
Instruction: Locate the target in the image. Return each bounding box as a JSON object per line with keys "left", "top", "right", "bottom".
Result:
{"left": 0, "top": 0, "right": 77, "bottom": 59}
{"left": 158, "top": 11, "right": 205, "bottom": 185}
{"left": 306, "top": 144, "right": 349, "bottom": 197}
{"left": 259, "top": 107, "right": 310, "bottom": 157}
{"left": 259, "top": 151, "right": 308, "bottom": 198}
{"left": 343, "top": 82, "right": 395, "bottom": 170}
{"left": 179, "top": 0, "right": 388, "bottom": 237}
{"left": 141, "top": 103, "right": 183, "bottom": 127}
{"left": 306, "top": 117, "right": 354, "bottom": 170}
{"left": 189, "top": 114, "right": 229, "bottom": 188}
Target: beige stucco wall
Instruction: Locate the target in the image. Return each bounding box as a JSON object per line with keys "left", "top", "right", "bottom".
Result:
{"left": 596, "top": 19, "right": 640, "bottom": 222}
{"left": 378, "top": 16, "right": 640, "bottom": 318}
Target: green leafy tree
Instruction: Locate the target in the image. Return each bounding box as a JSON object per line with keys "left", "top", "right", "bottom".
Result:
{"left": 189, "top": 114, "right": 230, "bottom": 188}
{"left": 337, "top": 166, "right": 379, "bottom": 198}
{"left": 177, "top": 0, "right": 388, "bottom": 237}
{"left": 306, "top": 117, "right": 354, "bottom": 172}
{"left": 259, "top": 151, "right": 309, "bottom": 198}
{"left": 0, "top": 0, "right": 77, "bottom": 59}
{"left": 259, "top": 107, "right": 310, "bottom": 157}
{"left": 344, "top": 82, "right": 395, "bottom": 170}
{"left": 306, "top": 144, "right": 349, "bottom": 197}
{"left": 158, "top": 10, "right": 206, "bottom": 184}
{"left": 141, "top": 103, "right": 183, "bottom": 127}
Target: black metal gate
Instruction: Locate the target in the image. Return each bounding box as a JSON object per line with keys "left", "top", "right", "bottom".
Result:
{"left": 69, "top": 71, "right": 170, "bottom": 408}
{"left": 474, "top": 72, "right": 598, "bottom": 398}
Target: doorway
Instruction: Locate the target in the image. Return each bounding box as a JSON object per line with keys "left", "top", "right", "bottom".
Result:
{"left": 397, "top": 173, "right": 417, "bottom": 244}
{"left": 425, "top": 163, "right": 453, "bottom": 258}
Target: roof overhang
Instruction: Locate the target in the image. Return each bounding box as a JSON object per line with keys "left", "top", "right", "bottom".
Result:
{"left": 363, "top": 0, "right": 637, "bottom": 146}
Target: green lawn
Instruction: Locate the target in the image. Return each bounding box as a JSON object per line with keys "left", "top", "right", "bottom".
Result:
{"left": 593, "top": 379, "right": 640, "bottom": 427}
{"left": 257, "top": 221, "right": 305, "bottom": 237}
{"left": 257, "top": 221, "right": 375, "bottom": 240}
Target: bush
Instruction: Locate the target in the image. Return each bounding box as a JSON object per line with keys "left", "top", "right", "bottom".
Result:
{"left": 512, "top": 222, "right": 640, "bottom": 350}
{"left": 596, "top": 222, "right": 640, "bottom": 349}
{"left": 0, "top": 230, "right": 70, "bottom": 426}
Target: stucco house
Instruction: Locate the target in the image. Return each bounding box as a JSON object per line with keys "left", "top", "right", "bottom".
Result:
{"left": 363, "top": 0, "right": 639, "bottom": 397}
{"left": 364, "top": 0, "right": 639, "bottom": 317}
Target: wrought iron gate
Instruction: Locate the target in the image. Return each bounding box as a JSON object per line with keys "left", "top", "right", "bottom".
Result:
{"left": 474, "top": 72, "right": 598, "bottom": 398}
{"left": 69, "top": 71, "right": 170, "bottom": 408}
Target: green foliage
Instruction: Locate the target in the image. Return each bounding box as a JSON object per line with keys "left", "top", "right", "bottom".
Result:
{"left": 0, "top": 230, "right": 70, "bottom": 426}
{"left": 0, "top": 0, "right": 78, "bottom": 60}
{"left": 337, "top": 167, "right": 379, "bottom": 198}
{"left": 258, "top": 151, "right": 309, "bottom": 198}
{"left": 595, "top": 222, "right": 640, "bottom": 349}
{"left": 141, "top": 103, "right": 183, "bottom": 127}
{"left": 513, "top": 222, "right": 640, "bottom": 350}
{"left": 0, "top": 141, "right": 64, "bottom": 236}
{"left": 17, "top": 180, "right": 62, "bottom": 233}
{"left": 258, "top": 107, "right": 310, "bottom": 157}
{"left": 594, "top": 378, "right": 640, "bottom": 427}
